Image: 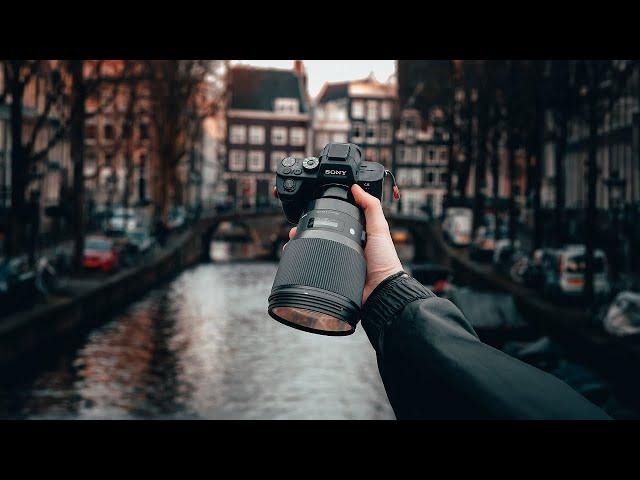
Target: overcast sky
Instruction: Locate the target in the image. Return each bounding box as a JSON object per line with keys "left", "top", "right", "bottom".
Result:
{"left": 232, "top": 60, "right": 396, "bottom": 99}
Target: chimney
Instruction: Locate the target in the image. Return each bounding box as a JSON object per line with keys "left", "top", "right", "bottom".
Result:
{"left": 294, "top": 60, "right": 304, "bottom": 76}
{"left": 294, "top": 60, "right": 309, "bottom": 105}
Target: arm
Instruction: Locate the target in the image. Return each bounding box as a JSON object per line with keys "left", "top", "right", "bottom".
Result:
{"left": 361, "top": 272, "right": 610, "bottom": 419}
{"left": 350, "top": 184, "right": 610, "bottom": 420}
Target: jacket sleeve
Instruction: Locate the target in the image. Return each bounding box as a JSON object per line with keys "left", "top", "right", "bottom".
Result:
{"left": 360, "top": 273, "right": 611, "bottom": 420}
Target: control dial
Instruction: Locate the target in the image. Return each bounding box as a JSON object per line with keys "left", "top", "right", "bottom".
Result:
{"left": 302, "top": 157, "right": 320, "bottom": 170}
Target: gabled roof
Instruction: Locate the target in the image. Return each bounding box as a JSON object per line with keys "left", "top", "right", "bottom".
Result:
{"left": 316, "top": 81, "right": 349, "bottom": 104}
{"left": 228, "top": 66, "right": 309, "bottom": 113}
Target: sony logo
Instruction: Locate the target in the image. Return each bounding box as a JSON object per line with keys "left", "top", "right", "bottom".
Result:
{"left": 325, "top": 169, "right": 347, "bottom": 176}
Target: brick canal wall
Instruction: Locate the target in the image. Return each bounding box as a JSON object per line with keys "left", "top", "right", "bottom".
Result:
{"left": 0, "top": 228, "right": 205, "bottom": 370}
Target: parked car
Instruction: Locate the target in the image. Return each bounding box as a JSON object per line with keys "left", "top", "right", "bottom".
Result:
{"left": 83, "top": 236, "right": 119, "bottom": 273}
{"left": 442, "top": 208, "right": 473, "bottom": 247}
{"left": 540, "top": 245, "right": 610, "bottom": 298}
{"left": 602, "top": 291, "right": 640, "bottom": 337}
{"left": 126, "top": 229, "right": 157, "bottom": 255}
{"left": 104, "top": 207, "right": 143, "bottom": 235}
{"left": 0, "top": 255, "right": 37, "bottom": 314}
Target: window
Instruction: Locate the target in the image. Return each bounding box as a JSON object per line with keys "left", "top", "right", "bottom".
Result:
{"left": 366, "top": 100, "right": 378, "bottom": 121}
{"left": 104, "top": 123, "right": 115, "bottom": 141}
{"left": 249, "top": 126, "right": 265, "bottom": 145}
{"left": 380, "top": 148, "right": 391, "bottom": 167}
{"left": 351, "top": 100, "right": 364, "bottom": 119}
{"left": 315, "top": 132, "right": 330, "bottom": 151}
{"left": 439, "top": 147, "right": 448, "bottom": 163}
{"left": 274, "top": 98, "right": 299, "bottom": 114}
{"left": 352, "top": 122, "right": 365, "bottom": 142}
{"left": 426, "top": 171, "right": 435, "bottom": 185}
{"left": 366, "top": 125, "right": 377, "bottom": 143}
{"left": 381, "top": 101, "right": 392, "bottom": 119}
{"left": 397, "top": 168, "right": 422, "bottom": 187}
{"left": 380, "top": 123, "right": 392, "bottom": 144}
{"left": 229, "top": 150, "right": 246, "bottom": 171}
{"left": 271, "top": 127, "right": 287, "bottom": 145}
{"left": 271, "top": 151, "right": 287, "bottom": 172}
{"left": 332, "top": 132, "right": 348, "bottom": 143}
{"left": 365, "top": 148, "right": 378, "bottom": 162}
{"left": 230, "top": 125, "right": 246, "bottom": 144}
{"left": 290, "top": 127, "right": 306, "bottom": 146}
{"left": 247, "top": 150, "right": 265, "bottom": 171}
{"left": 86, "top": 124, "right": 97, "bottom": 142}
{"left": 426, "top": 147, "right": 436, "bottom": 163}
{"left": 139, "top": 122, "right": 150, "bottom": 141}
{"left": 440, "top": 172, "right": 449, "bottom": 186}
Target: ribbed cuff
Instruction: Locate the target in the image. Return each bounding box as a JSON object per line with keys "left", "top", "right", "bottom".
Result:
{"left": 361, "top": 273, "right": 436, "bottom": 349}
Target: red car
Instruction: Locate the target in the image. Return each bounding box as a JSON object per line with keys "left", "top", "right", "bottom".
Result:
{"left": 83, "top": 236, "right": 119, "bottom": 273}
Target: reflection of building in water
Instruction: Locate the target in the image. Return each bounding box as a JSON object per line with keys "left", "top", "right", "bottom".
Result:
{"left": 71, "top": 293, "right": 181, "bottom": 417}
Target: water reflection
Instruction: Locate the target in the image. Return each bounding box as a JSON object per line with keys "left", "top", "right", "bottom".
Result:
{"left": 2, "top": 257, "right": 394, "bottom": 420}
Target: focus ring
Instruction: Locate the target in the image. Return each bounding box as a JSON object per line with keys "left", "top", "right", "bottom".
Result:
{"left": 272, "top": 237, "right": 366, "bottom": 307}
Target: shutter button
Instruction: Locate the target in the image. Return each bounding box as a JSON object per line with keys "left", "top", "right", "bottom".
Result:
{"left": 282, "top": 157, "right": 296, "bottom": 167}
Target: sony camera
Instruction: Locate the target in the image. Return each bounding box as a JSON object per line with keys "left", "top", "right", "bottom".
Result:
{"left": 274, "top": 143, "right": 386, "bottom": 224}
{"left": 268, "top": 143, "right": 387, "bottom": 336}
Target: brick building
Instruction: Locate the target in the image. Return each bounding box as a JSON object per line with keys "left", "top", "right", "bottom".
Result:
{"left": 224, "top": 62, "right": 311, "bottom": 209}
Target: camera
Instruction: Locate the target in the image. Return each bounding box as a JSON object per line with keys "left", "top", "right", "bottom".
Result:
{"left": 268, "top": 143, "right": 387, "bottom": 336}
{"left": 274, "top": 143, "right": 385, "bottom": 224}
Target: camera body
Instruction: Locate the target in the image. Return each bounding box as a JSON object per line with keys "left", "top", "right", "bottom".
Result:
{"left": 275, "top": 143, "right": 385, "bottom": 224}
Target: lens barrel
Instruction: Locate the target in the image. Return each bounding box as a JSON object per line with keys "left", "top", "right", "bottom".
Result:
{"left": 268, "top": 187, "right": 366, "bottom": 336}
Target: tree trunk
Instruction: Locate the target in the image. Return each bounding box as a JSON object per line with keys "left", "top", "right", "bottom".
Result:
{"left": 70, "top": 61, "right": 86, "bottom": 273}
{"left": 7, "top": 65, "right": 26, "bottom": 258}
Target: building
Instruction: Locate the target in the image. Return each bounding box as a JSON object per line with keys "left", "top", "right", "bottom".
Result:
{"left": 395, "top": 61, "right": 452, "bottom": 216}
{"left": 313, "top": 74, "right": 397, "bottom": 203}
{"left": 224, "top": 61, "right": 311, "bottom": 209}
{"left": 84, "top": 60, "right": 154, "bottom": 214}
{"left": 394, "top": 108, "right": 449, "bottom": 216}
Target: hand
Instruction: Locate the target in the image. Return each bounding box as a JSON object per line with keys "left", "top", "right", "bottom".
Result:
{"left": 287, "top": 184, "right": 404, "bottom": 304}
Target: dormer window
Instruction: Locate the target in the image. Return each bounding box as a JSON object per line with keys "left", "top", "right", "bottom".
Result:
{"left": 274, "top": 98, "right": 299, "bottom": 114}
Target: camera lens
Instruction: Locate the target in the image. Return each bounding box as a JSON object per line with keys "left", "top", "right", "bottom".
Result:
{"left": 268, "top": 186, "right": 366, "bottom": 336}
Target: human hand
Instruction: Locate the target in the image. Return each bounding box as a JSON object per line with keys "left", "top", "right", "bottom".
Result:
{"left": 287, "top": 184, "right": 403, "bottom": 304}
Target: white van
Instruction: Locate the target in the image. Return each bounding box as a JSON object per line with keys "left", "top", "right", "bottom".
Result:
{"left": 442, "top": 208, "right": 473, "bottom": 246}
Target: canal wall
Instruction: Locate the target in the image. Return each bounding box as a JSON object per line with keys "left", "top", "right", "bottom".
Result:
{"left": 0, "top": 227, "right": 206, "bottom": 371}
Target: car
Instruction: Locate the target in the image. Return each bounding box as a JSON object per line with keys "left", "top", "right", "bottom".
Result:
{"left": 540, "top": 245, "right": 610, "bottom": 298}
{"left": 104, "top": 207, "right": 143, "bottom": 235}
{"left": 469, "top": 226, "right": 496, "bottom": 262}
{"left": 442, "top": 208, "right": 473, "bottom": 247}
{"left": 125, "top": 229, "right": 157, "bottom": 255}
{"left": 83, "top": 236, "right": 119, "bottom": 273}
{"left": 0, "top": 255, "right": 37, "bottom": 315}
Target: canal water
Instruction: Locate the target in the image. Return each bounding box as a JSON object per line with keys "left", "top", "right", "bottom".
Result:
{"left": 0, "top": 242, "right": 394, "bottom": 419}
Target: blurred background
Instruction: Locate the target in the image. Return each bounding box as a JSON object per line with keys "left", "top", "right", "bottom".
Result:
{"left": 1, "top": 60, "right": 640, "bottom": 419}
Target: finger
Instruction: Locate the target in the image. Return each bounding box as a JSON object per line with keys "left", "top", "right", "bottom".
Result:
{"left": 351, "top": 184, "right": 387, "bottom": 232}
{"left": 288, "top": 227, "right": 297, "bottom": 240}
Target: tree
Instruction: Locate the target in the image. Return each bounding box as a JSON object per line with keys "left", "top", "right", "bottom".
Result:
{"left": 145, "top": 60, "right": 219, "bottom": 224}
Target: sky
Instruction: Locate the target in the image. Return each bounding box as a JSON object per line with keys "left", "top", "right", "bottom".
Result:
{"left": 231, "top": 60, "right": 396, "bottom": 99}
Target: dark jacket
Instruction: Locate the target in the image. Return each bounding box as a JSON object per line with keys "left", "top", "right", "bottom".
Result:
{"left": 361, "top": 272, "right": 611, "bottom": 420}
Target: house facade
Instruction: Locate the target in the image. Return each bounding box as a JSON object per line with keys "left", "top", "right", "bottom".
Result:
{"left": 313, "top": 75, "right": 397, "bottom": 203}
{"left": 224, "top": 62, "right": 311, "bottom": 209}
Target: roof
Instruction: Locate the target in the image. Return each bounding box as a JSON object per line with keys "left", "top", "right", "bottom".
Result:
{"left": 316, "top": 75, "right": 397, "bottom": 104}
{"left": 228, "top": 66, "right": 309, "bottom": 113}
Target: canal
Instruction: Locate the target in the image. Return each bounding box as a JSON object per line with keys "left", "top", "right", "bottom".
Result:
{"left": 0, "top": 242, "right": 393, "bottom": 419}
{"left": 1, "top": 239, "right": 638, "bottom": 419}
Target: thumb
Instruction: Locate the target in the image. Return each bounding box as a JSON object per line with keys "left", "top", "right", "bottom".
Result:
{"left": 351, "top": 184, "right": 389, "bottom": 234}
